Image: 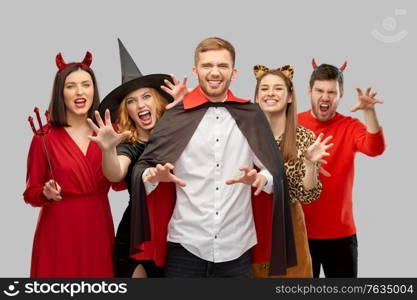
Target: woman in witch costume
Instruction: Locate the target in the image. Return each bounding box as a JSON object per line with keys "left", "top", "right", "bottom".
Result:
{"left": 87, "top": 39, "right": 187, "bottom": 278}
{"left": 252, "top": 65, "right": 333, "bottom": 277}
{"left": 23, "top": 52, "right": 122, "bottom": 277}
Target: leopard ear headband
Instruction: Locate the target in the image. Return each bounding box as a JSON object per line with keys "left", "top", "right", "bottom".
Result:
{"left": 253, "top": 64, "right": 294, "bottom": 81}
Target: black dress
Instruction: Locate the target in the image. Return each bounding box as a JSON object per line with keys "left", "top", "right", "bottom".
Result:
{"left": 113, "top": 142, "right": 164, "bottom": 277}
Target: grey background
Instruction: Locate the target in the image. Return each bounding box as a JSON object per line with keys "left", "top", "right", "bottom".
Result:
{"left": 0, "top": 0, "right": 415, "bottom": 277}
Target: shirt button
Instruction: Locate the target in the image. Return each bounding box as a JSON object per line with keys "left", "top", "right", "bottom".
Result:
{"left": 216, "top": 164, "right": 220, "bottom": 167}
{"left": 216, "top": 211, "right": 219, "bottom": 215}
{"left": 216, "top": 138, "right": 219, "bottom": 142}
{"left": 216, "top": 116, "right": 219, "bottom": 120}
{"left": 216, "top": 187, "right": 219, "bottom": 191}
{"left": 215, "top": 235, "right": 217, "bottom": 239}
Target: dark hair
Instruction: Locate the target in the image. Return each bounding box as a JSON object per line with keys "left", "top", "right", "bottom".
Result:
{"left": 194, "top": 37, "right": 236, "bottom": 66}
{"left": 48, "top": 65, "right": 100, "bottom": 127}
{"left": 254, "top": 70, "right": 298, "bottom": 161}
{"left": 309, "top": 64, "right": 344, "bottom": 92}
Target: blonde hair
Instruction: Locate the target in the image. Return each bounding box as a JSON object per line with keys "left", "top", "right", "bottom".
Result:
{"left": 255, "top": 70, "right": 298, "bottom": 161}
{"left": 116, "top": 88, "right": 168, "bottom": 143}
{"left": 194, "top": 37, "right": 236, "bottom": 66}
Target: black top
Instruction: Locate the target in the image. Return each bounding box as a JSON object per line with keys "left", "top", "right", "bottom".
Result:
{"left": 117, "top": 141, "right": 146, "bottom": 197}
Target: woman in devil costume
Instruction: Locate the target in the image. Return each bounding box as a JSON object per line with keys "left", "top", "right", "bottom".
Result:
{"left": 23, "top": 52, "right": 122, "bottom": 277}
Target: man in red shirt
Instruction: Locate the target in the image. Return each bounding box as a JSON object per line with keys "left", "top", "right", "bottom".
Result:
{"left": 298, "top": 62, "right": 386, "bottom": 277}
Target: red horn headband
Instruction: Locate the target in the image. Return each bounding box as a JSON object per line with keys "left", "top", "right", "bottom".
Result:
{"left": 311, "top": 58, "right": 348, "bottom": 72}
{"left": 312, "top": 58, "right": 318, "bottom": 69}
{"left": 340, "top": 61, "right": 347, "bottom": 72}
{"left": 55, "top": 51, "right": 93, "bottom": 72}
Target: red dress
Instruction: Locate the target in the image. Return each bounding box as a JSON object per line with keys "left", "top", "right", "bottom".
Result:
{"left": 23, "top": 126, "right": 116, "bottom": 277}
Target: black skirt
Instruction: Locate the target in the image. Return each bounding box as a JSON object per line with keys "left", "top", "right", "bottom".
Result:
{"left": 113, "top": 202, "right": 164, "bottom": 277}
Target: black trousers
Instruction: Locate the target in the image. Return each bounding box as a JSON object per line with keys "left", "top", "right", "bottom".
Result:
{"left": 164, "top": 242, "right": 252, "bottom": 278}
{"left": 308, "top": 234, "right": 358, "bottom": 278}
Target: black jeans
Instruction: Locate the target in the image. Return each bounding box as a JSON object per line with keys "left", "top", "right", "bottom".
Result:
{"left": 164, "top": 242, "right": 252, "bottom": 278}
{"left": 308, "top": 234, "right": 358, "bottom": 278}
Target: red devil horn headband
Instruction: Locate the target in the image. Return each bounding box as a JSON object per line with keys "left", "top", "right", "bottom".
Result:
{"left": 55, "top": 51, "right": 93, "bottom": 72}
{"left": 339, "top": 61, "right": 347, "bottom": 72}
{"left": 312, "top": 58, "right": 318, "bottom": 69}
{"left": 55, "top": 53, "right": 66, "bottom": 71}
{"left": 311, "top": 58, "right": 348, "bottom": 72}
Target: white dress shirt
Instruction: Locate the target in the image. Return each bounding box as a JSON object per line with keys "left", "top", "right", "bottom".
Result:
{"left": 144, "top": 106, "right": 273, "bottom": 263}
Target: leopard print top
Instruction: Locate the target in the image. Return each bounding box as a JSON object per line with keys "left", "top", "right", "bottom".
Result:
{"left": 276, "top": 125, "right": 322, "bottom": 204}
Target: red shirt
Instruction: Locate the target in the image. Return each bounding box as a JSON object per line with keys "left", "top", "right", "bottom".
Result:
{"left": 298, "top": 111, "right": 386, "bottom": 239}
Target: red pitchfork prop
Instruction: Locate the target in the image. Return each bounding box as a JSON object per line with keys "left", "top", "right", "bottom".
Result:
{"left": 28, "top": 107, "right": 57, "bottom": 189}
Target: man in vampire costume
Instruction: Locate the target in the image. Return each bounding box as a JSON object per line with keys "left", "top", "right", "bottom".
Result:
{"left": 129, "top": 37, "right": 296, "bottom": 277}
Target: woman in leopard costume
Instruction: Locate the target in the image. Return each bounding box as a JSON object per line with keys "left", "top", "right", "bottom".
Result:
{"left": 252, "top": 65, "right": 333, "bottom": 277}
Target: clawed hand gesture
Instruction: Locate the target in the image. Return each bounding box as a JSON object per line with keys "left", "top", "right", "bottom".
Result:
{"left": 226, "top": 165, "right": 267, "bottom": 196}
{"left": 161, "top": 74, "right": 191, "bottom": 110}
{"left": 305, "top": 133, "right": 334, "bottom": 177}
{"left": 87, "top": 109, "right": 131, "bottom": 150}
{"left": 351, "top": 87, "right": 384, "bottom": 112}
{"left": 144, "top": 163, "right": 187, "bottom": 187}
{"left": 305, "top": 133, "right": 333, "bottom": 163}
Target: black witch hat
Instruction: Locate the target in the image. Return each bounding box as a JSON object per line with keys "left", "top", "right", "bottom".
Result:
{"left": 99, "top": 39, "right": 173, "bottom": 122}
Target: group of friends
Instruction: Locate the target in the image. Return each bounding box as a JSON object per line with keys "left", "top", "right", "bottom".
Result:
{"left": 23, "top": 37, "right": 386, "bottom": 278}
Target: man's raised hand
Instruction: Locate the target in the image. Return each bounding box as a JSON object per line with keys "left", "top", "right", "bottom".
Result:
{"left": 351, "top": 87, "right": 384, "bottom": 112}
{"left": 144, "top": 163, "right": 186, "bottom": 187}
{"left": 226, "top": 165, "right": 267, "bottom": 196}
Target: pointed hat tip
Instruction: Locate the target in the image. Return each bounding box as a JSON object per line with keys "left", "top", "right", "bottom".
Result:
{"left": 117, "top": 38, "right": 125, "bottom": 49}
{"left": 117, "top": 39, "right": 142, "bottom": 83}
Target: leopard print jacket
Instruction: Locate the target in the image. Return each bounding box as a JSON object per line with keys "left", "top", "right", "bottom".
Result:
{"left": 276, "top": 125, "right": 322, "bottom": 204}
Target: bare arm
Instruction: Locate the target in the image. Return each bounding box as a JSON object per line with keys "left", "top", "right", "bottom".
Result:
{"left": 101, "top": 149, "right": 132, "bottom": 182}
{"left": 363, "top": 108, "right": 380, "bottom": 134}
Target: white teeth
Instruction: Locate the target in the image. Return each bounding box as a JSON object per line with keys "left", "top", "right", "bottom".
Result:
{"left": 139, "top": 111, "right": 150, "bottom": 116}
{"left": 265, "top": 99, "right": 278, "bottom": 104}
{"left": 320, "top": 104, "right": 329, "bottom": 108}
{"left": 209, "top": 80, "right": 221, "bottom": 84}
{"left": 74, "top": 99, "right": 86, "bottom": 103}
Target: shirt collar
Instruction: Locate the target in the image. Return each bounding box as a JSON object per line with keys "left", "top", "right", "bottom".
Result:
{"left": 183, "top": 86, "right": 249, "bottom": 110}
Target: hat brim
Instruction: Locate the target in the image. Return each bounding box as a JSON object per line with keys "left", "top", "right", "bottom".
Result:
{"left": 99, "top": 73, "right": 174, "bottom": 122}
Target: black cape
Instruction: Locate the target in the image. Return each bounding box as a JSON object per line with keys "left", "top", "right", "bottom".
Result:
{"left": 130, "top": 99, "right": 296, "bottom": 275}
